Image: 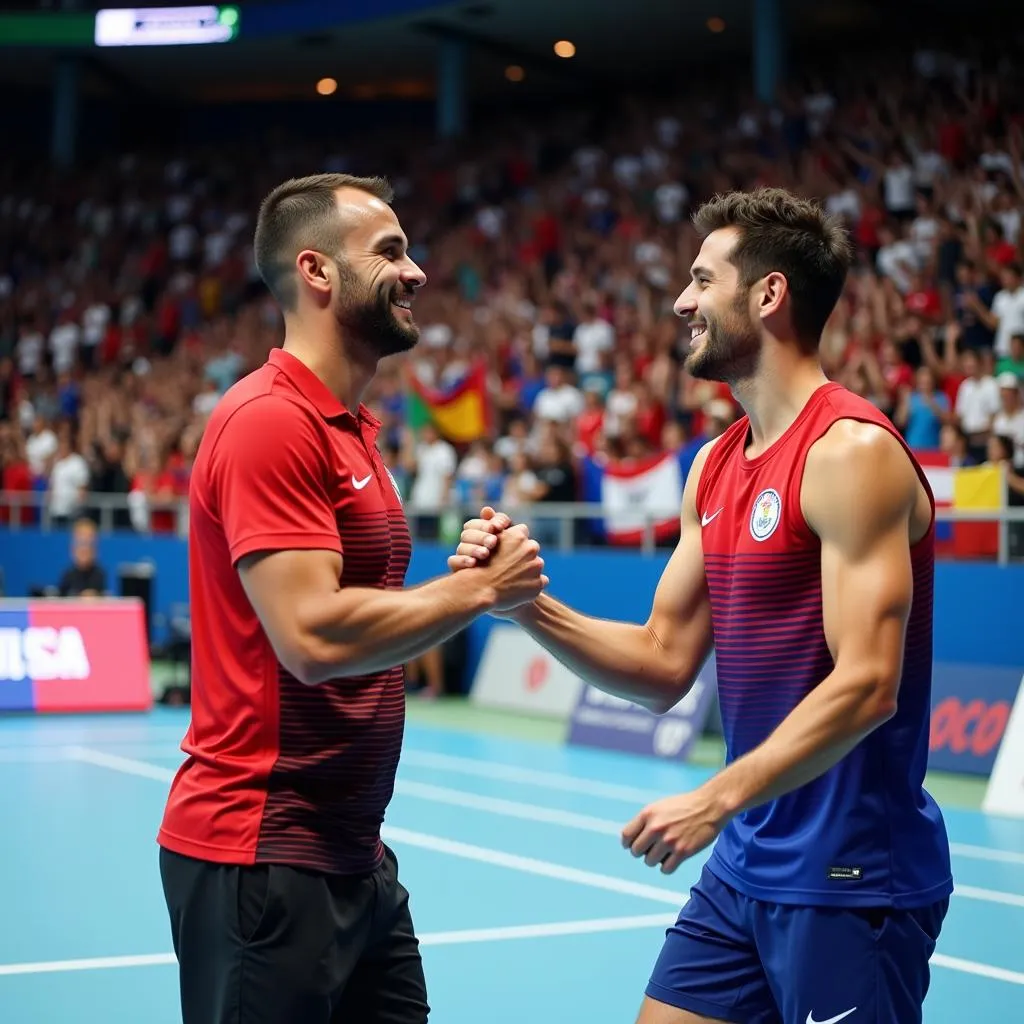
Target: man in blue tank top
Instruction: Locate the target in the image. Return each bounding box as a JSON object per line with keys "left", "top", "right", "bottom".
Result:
{"left": 450, "top": 187, "right": 952, "bottom": 1023}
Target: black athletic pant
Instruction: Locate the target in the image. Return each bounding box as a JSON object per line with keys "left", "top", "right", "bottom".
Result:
{"left": 159, "top": 845, "right": 429, "bottom": 1023}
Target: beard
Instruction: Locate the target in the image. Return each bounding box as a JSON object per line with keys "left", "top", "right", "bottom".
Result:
{"left": 333, "top": 260, "right": 419, "bottom": 359}
{"left": 684, "top": 289, "right": 761, "bottom": 384}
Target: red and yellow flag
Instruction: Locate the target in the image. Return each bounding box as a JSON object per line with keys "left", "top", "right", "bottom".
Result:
{"left": 406, "top": 362, "right": 491, "bottom": 443}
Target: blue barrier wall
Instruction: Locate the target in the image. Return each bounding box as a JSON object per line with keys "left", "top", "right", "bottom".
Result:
{"left": 2, "top": 529, "right": 1022, "bottom": 672}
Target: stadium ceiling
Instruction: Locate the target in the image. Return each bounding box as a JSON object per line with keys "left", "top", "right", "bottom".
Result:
{"left": 0, "top": 0, "right": 1010, "bottom": 104}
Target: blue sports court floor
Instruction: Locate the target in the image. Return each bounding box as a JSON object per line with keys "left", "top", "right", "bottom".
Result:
{"left": 1, "top": 707, "right": 1023, "bottom": 1023}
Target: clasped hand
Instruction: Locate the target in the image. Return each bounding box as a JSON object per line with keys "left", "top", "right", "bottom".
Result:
{"left": 448, "top": 506, "right": 548, "bottom": 613}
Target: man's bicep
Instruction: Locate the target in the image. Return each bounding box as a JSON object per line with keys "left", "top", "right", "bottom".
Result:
{"left": 820, "top": 519, "right": 913, "bottom": 691}
{"left": 211, "top": 397, "right": 342, "bottom": 566}
{"left": 237, "top": 548, "right": 344, "bottom": 680}
{"left": 811, "top": 424, "right": 918, "bottom": 700}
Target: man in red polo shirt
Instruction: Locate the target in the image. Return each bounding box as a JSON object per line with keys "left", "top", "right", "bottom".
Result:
{"left": 157, "top": 173, "right": 547, "bottom": 1024}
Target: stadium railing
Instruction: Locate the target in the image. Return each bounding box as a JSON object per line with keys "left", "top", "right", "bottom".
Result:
{"left": 2, "top": 492, "right": 1024, "bottom": 564}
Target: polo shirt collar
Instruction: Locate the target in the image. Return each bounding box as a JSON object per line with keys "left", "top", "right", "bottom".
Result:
{"left": 267, "top": 347, "right": 381, "bottom": 431}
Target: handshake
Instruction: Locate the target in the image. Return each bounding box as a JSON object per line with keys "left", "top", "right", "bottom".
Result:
{"left": 447, "top": 506, "right": 548, "bottom": 615}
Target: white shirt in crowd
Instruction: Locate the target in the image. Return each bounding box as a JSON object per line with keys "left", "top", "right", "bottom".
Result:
{"left": 410, "top": 439, "right": 457, "bottom": 511}
{"left": 992, "top": 286, "right": 1024, "bottom": 358}
{"left": 604, "top": 388, "right": 638, "bottom": 437}
{"left": 169, "top": 222, "right": 197, "bottom": 261}
{"left": 573, "top": 317, "right": 615, "bottom": 375}
{"left": 48, "top": 452, "right": 90, "bottom": 518}
{"left": 532, "top": 383, "right": 584, "bottom": 423}
{"left": 955, "top": 376, "right": 1001, "bottom": 435}
{"left": 25, "top": 428, "right": 58, "bottom": 477}
{"left": 883, "top": 164, "right": 916, "bottom": 213}
{"left": 17, "top": 329, "right": 44, "bottom": 377}
{"left": 49, "top": 321, "right": 81, "bottom": 374}
{"left": 876, "top": 239, "right": 920, "bottom": 294}
{"left": 654, "top": 182, "right": 688, "bottom": 224}
{"left": 82, "top": 303, "right": 111, "bottom": 350}
{"left": 993, "top": 377, "right": 1024, "bottom": 468}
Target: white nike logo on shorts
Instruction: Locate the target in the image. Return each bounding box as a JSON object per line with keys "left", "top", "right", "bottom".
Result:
{"left": 353, "top": 475, "right": 372, "bottom": 490}
{"left": 806, "top": 1008, "right": 857, "bottom": 1024}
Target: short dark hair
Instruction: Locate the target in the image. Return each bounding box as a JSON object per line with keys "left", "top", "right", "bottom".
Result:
{"left": 692, "top": 187, "right": 853, "bottom": 350}
{"left": 254, "top": 173, "right": 394, "bottom": 310}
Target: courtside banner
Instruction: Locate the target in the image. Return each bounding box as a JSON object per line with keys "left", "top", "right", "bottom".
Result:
{"left": 470, "top": 625, "right": 583, "bottom": 718}
{"left": 567, "top": 653, "right": 718, "bottom": 761}
{"left": 0, "top": 598, "right": 151, "bottom": 713}
{"left": 927, "top": 662, "right": 1022, "bottom": 776}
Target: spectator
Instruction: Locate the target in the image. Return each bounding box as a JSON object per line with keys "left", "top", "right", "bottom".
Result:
{"left": 57, "top": 517, "right": 107, "bottom": 597}
{"left": 896, "top": 366, "right": 952, "bottom": 450}
{"left": 407, "top": 423, "right": 457, "bottom": 538}
{"left": 955, "top": 349, "right": 1001, "bottom": 461}
{"left": 47, "top": 428, "right": 90, "bottom": 528}
{"left": 997, "top": 333, "right": 1024, "bottom": 380}
{"left": 992, "top": 263, "right": 1024, "bottom": 358}
{"left": 993, "top": 373, "right": 1024, "bottom": 468}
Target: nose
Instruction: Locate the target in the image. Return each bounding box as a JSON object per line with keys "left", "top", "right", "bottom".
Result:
{"left": 673, "top": 282, "right": 697, "bottom": 319}
{"left": 402, "top": 257, "right": 427, "bottom": 290}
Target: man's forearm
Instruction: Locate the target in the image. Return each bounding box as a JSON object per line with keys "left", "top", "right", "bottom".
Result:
{"left": 296, "top": 571, "right": 497, "bottom": 682}
{"left": 511, "top": 595, "right": 688, "bottom": 713}
{"left": 701, "top": 666, "right": 896, "bottom": 823}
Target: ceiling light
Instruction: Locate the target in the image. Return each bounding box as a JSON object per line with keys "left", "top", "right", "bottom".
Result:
{"left": 707, "top": 17, "right": 726, "bottom": 33}
{"left": 505, "top": 65, "right": 525, "bottom": 82}
{"left": 553, "top": 40, "right": 576, "bottom": 59}
{"left": 316, "top": 77, "right": 337, "bottom": 96}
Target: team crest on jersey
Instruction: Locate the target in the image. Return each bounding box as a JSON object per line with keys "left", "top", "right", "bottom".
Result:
{"left": 749, "top": 488, "right": 782, "bottom": 541}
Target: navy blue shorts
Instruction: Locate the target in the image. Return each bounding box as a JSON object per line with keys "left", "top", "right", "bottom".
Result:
{"left": 646, "top": 865, "right": 948, "bottom": 1024}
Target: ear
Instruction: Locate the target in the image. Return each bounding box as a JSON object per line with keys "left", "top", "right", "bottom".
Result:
{"left": 755, "top": 271, "right": 788, "bottom": 321}
{"left": 295, "top": 250, "right": 333, "bottom": 301}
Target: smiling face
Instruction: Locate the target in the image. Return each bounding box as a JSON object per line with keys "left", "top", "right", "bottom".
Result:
{"left": 330, "top": 189, "right": 427, "bottom": 359}
{"left": 674, "top": 226, "right": 762, "bottom": 383}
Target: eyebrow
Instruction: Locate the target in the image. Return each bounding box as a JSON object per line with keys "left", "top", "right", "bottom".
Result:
{"left": 374, "top": 233, "right": 408, "bottom": 251}
{"left": 690, "top": 265, "right": 713, "bottom": 280}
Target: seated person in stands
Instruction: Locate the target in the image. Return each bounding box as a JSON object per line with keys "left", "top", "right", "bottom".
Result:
{"left": 57, "top": 517, "right": 108, "bottom": 597}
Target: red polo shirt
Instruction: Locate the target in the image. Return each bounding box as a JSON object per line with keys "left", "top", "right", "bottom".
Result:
{"left": 157, "top": 348, "right": 411, "bottom": 874}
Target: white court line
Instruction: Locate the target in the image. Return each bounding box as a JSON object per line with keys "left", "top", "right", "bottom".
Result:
{"left": 930, "top": 954, "right": 1024, "bottom": 986}
{"left": 0, "top": 913, "right": 677, "bottom": 978}
{"left": 0, "top": 953, "right": 177, "bottom": 977}
{"left": 382, "top": 825, "right": 690, "bottom": 904}
{"left": 66, "top": 746, "right": 175, "bottom": 782}
{"left": 11, "top": 744, "right": 1023, "bottom": 869}
{"left": 405, "top": 752, "right": 1024, "bottom": 870}
{"left": 949, "top": 843, "right": 1024, "bottom": 867}
{"left": 401, "top": 749, "right": 662, "bottom": 803}
{"left": 30, "top": 748, "right": 1024, "bottom": 988}
{"left": 57, "top": 746, "right": 1024, "bottom": 865}
{"left": 395, "top": 780, "right": 621, "bottom": 835}
{"left": 953, "top": 885, "right": 1024, "bottom": 909}
{"left": 53, "top": 747, "right": 1024, "bottom": 911}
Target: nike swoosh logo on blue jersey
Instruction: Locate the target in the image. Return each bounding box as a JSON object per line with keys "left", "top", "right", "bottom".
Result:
{"left": 806, "top": 1008, "right": 857, "bottom": 1024}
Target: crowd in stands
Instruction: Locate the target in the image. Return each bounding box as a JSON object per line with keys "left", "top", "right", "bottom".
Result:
{"left": 1, "top": 41, "right": 1024, "bottom": 547}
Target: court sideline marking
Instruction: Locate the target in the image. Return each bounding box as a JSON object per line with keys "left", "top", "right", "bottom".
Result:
{"left": 0, "top": 913, "right": 678, "bottom": 978}
{"left": 64, "top": 746, "right": 1024, "bottom": 904}
{"left": 28, "top": 745, "right": 1019, "bottom": 988}
{"left": 6, "top": 742, "right": 1016, "bottom": 868}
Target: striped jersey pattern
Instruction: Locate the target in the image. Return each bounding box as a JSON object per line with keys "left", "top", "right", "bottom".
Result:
{"left": 258, "top": 508, "right": 412, "bottom": 874}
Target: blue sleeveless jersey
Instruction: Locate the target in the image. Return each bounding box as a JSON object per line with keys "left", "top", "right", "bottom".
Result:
{"left": 695, "top": 383, "right": 952, "bottom": 908}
